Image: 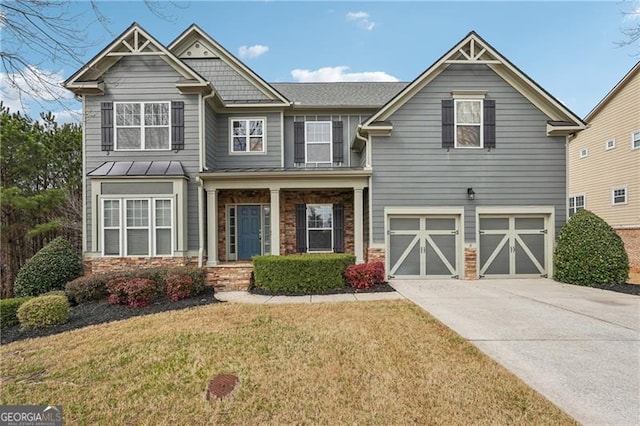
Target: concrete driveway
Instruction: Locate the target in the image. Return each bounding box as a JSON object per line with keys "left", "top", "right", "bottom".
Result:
{"left": 391, "top": 279, "right": 640, "bottom": 426}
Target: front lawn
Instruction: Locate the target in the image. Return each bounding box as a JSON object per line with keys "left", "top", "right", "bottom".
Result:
{"left": 0, "top": 301, "right": 575, "bottom": 424}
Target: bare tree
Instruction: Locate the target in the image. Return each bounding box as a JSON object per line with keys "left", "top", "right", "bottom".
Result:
{"left": 0, "top": 0, "right": 188, "bottom": 114}
{"left": 618, "top": 1, "right": 640, "bottom": 51}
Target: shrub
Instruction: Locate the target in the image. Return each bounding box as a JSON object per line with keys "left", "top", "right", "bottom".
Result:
{"left": 107, "top": 277, "right": 161, "bottom": 308}
{"left": 17, "top": 294, "right": 70, "bottom": 329}
{"left": 66, "top": 274, "right": 112, "bottom": 304}
{"left": 14, "top": 237, "right": 82, "bottom": 297}
{"left": 345, "top": 262, "right": 385, "bottom": 289}
{"left": 1, "top": 297, "right": 33, "bottom": 328}
{"left": 166, "top": 268, "right": 206, "bottom": 301}
{"left": 554, "top": 210, "right": 629, "bottom": 286}
{"left": 253, "top": 254, "right": 355, "bottom": 293}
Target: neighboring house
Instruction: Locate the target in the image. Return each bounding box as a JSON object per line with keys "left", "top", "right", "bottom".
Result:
{"left": 568, "top": 62, "right": 640, "bottom": 274}
{"left": 64, "top": 23, "right": 585, "bottom": 289}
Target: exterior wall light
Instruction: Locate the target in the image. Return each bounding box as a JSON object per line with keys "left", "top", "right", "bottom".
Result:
{"left": 467, "top": 188, "right": 476, "bottom": 200}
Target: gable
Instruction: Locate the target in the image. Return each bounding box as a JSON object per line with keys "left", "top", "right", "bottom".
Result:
{"left": 363, "top": 32, "right": 585, "bottom": 136}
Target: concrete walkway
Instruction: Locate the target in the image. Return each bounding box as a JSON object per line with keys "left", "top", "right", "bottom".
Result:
{"left": 391, "top": 279, "right": 640, "bottom": 426}
{"left": 216, "top": 291, "right": 404, "bottom": 304}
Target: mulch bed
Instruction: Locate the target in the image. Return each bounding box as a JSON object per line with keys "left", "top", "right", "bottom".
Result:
{"left": 581, "top": 282, "right": 640, "bottom": 296}
{"left": 1, "top": 287, "right": 219, "bottom": 345}
{"left": 250, "top": 282, "right": 395, "bottom": 297}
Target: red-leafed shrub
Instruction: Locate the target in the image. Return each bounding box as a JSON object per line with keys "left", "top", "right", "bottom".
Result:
{"left": 106, "top": 277, "right": 160, "bottom": 308}
{"left": 166, "top": 273, "right": 203, "bottom": 301}
{"left": 344, "top": 262, "right": 385, "bottom": 289}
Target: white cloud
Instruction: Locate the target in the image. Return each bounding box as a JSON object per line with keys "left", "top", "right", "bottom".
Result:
{"left": 291, "top": 66, "right": 398, "bottom": 82}
{"left": 346, "top": 11, "right": 376, "bottom": 31}
{"left": 0, "top": 66, "right": 73, "bottom": 115}
{"left": 48, "top": 109, "right": 82, "bottom": 124}
{"left": 238, "top": 44, "right": 269, "bottom": 59}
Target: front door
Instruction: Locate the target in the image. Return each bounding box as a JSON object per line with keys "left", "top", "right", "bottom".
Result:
{"left": 238, "top": 205, "right": 262, "bottom": 260}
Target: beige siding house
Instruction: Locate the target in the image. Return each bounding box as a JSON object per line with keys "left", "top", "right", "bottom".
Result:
{"left": 568, "top": 62, "right": 640, "bottom": 273}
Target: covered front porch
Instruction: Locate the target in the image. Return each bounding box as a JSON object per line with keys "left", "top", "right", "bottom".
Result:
{"left": 201, "top": 169, "right": 370, "bottom": 266}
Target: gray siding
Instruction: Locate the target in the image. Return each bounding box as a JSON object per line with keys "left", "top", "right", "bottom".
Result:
{"left": 183, "top": 58, "right": 270, "bottom": 101}
{"left": 371, "top": 64, "right": 567, "bottom": 242}
{"left": 282, "top": 114, "right": 366, "bottom": 168}
{"left": 84, "top": 56, "right": 201, "bottom": 251}
{"left": 204, "top": 103, "right": 216, "bottom": 170}
{"left": 213, "top": 112, "right": 282, "bottom": 169}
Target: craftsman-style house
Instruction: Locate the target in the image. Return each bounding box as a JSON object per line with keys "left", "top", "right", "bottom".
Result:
{"left": 64, "top": 23, "right": 585, "bottom": 289}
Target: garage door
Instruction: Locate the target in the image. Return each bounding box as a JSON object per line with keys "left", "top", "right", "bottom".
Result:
{"left": 479, "top": 216, "right": 547, "bottom": 278}
{"left": 388, "top": 216, "right": 460, "bottom": 279}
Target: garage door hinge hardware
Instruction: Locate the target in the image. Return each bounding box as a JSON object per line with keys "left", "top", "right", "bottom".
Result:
{"left": 540, "top": 229, "right": 548, "bottom": 234}
{"left": 388, "top": 274, "right": 394, "bottom": 279}
{"left": 451, "top": 230, "right": 459, "bottom": 235}
{"left": 479, "top": 230, "right": 485, "bottom": 234}
{"left": 451, "top": 275, "right": 459, "bottom": 279}
{"left": 387, "top": 230, "right": 395, "bottom": 235}
{"left": 479, "top": 275, "right": 485, "bottom": 279}
{"left": 541, "top": 274, "right": 548, "bottom": 278}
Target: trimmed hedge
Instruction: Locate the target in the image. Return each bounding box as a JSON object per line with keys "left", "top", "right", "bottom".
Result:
{"left": 17, "top": 294, "right": 70, "bottom": 329}
{"left": 253, "top": 254, "right": 356, "bottom": 293}
{"left": 14, "top": 237, "right": 82, "bottom": 297}
{"left": 554, "top": 209, "right": 629, "bottom": 286}
{"left": 0, "top": 297, "right": 33, "bottom": 328}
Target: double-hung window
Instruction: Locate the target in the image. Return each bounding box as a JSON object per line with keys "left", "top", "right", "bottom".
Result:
{"left": 102, "top": 197, "right": 173, "bottom": 256}
{"left": 115, "top": 102, "right": 170, "bottom": 150}
{"left": 231, "top": 118, "right": 265, "bottom": 153}
{"left": 568, "top": 195, "right": 585, "bottom": 217}
{"left": 307, "top": 204, "right": 333, "bottom": 251}
{"left": 633, "top": 130, "right": 640, "bottom": 150}
{"left": 612, "top": 188, "right": 627, "bottom": 205}
{"left": 455, "top": 100, "right": 483, "bottom": 148}
{"left": 305, "top": 121, "right": 332, "bottom": 164}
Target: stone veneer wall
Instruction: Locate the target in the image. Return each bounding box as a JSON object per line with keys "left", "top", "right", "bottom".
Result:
{"left": 206, "top": 263, "right": 253, "bottom": 291}
{"left": 280, "top": 190, "right": 355, "bottom": 255}
{"left": 464, "top": 247, "right": 478, "bottom": 280}
{"left": 84, "top": 257, "right": 197, "bottom": 275}
{"left": 616, "top": 228, "right": 640, "bottom": 274}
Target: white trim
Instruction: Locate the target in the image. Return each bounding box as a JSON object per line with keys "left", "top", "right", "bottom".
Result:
{"left": 605, "top": 138, "right": 616, "bottom": 151}
{"left": 306, "top": 203, "right": 334, "bottom": 253}
{"left": 579, "top": 148, "right": 588, "bottom": 159}
{"left": 304, "top": 121, "right": 333, "bottom": 165}
{"left": 229, "top": 117, "right": 267, "bottom": 154}
{"left": 612, "top": 187, "right": 628, "bottom": 206}
{"left": 451, "top": 90, "right": 486, "bottom": 99}
{"left": 113, "top": 101, "right": 172, "bottom": 151}
{"left": 632, "top": 130, "right": 640, "bottom": 150}
{"left": 280, "top": 111, "right": 285, "bottom": 168}
{"left": 454, "top": 99, "right": 483, "bottom": 149}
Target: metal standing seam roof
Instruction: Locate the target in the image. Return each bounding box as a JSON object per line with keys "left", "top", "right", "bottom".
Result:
{"left": 270, "top": 82, "right": 409, "bottom": 107}
{"left": 88, "top": 161, "right": 187, "bottom": 177}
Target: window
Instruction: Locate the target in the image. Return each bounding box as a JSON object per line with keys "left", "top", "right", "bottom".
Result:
{"left": 307, "top": 204, "right": 333, "bottom": 251}
{"left": 633, "top": 130, "right": 640, "bottom": 150}
{"left": 115, "top": 102, "right": 170, "bottom": 150}
{"left": 102, "top": 198, "right": 173, "bottom": 256}
{"left": 568, "top": 195, "right": 585, "bottom": 217}
{"left": 231, "top": 119, "right": 265, "bottom": 153}
{"left": 305, "top": 121, "right": 332, "bottom": 164}
{"left": 455, "top": 100, "right": 483, "bottom": 148}
{"left": 612, "top": 188, "right": 627, "bottom": 205}
{"left": 580, "top": 148, "right": 588, "bottom": 158}
{"left": 605, "top": 139, "right": 616, "bottom": 150}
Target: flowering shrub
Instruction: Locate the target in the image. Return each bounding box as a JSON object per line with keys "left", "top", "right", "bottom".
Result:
{"left": 106, "top": 277, "right": 160, "bottom": 308}
{"left": 344, "top": 262, "right": 385, "bottom": 289}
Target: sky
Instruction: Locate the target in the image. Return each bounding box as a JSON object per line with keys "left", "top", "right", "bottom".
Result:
{"left": 2, "top": 1, "right": 639, "bottom": 122}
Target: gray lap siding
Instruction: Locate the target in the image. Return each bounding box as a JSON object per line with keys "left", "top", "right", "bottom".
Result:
{"left": 84, "top": 55, "right": 201, "bottom": 252}
{"left": 371, "top": 63, "right": 567, "bottom": 244}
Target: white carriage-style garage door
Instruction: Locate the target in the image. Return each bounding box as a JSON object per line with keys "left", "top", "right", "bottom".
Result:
{"left": 387, "top": 215, "right": 461, "bottom": 279}
{"left": 478, "top": 215, "right": 549, "bottom": 278}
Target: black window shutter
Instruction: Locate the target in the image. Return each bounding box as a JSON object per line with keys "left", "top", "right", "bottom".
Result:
{"left": 332, "top": 121, "right": 344, "bottom": 163}
{"left": 333, "top": 203, "right": 344, "bottom": 253}
{"left": 295, "top": 203, "right": 307, "bottom": 253}
{"left": 442, "top": 99, "right": 454, "bottom": 149}
{"left": 101, "top": 102, "right": 114, "bottom": 151}
{"left": 484, "top": 99, "right": 496, "bottom": 149}
{"left": 294, "top": 122, "right": 305, "bottom": 163}
{"left": 171, "top": 101, "right": 185, "bottom": 150}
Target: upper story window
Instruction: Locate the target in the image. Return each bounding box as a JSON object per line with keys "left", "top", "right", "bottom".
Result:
{"left": 305, "top": 121, "right": 332, "bottom": 164}
{"left": 632, "top": 130, "right": 640, "bottom": 150}
{"left": 455, "top": 100, "right": 483, "bottom": 148}
{"left": 231, "top": 118, "right": 265, "bottom": 153}
{"left": 115, "top": 102, "right": 170, "bottom": 150}
{"left": 568, "top": 194, "right": 585, "bottom": 217}
{"left": 612, "top": 187, "right": 627, "bottom": 205}
{"left": 579, "top": 148, "right": 588, "bottom": 158}
{"left": 605, "top": 139, "right": 616, "bottom": 150}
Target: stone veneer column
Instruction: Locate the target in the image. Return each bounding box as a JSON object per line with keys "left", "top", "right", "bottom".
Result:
{"left": 270, "top": 189, "right": 280, "bottom": 255}
{"left": 464, "top": 246, "right": 477, "bottom": 280}
{"left": 354, "top": 188, "right": 364, "bottom": 264}
{"left": 206, "top": 188, "right": 218, "bottom": 265}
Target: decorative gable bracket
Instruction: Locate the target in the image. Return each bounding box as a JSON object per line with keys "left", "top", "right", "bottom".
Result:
{"left": 445, "top": 38, "right": 500, "bottom": 65}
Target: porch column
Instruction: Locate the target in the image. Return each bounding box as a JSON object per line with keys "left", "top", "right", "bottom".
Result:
{"left": 354, "top": 188, "right": 364, "bottom": 264}
{"left": 206, "top": 188, "right": 218, "bottom": 265}
{"left": 270, "top": 189, "right": 280, "bottom": 255}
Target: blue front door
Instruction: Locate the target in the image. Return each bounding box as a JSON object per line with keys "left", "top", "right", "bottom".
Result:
{"left": 238, "top": 205, "right": 262, "bottom": 260}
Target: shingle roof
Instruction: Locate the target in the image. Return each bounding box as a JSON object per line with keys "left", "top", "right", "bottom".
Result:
{"left": 271, "top": 82, "right": 408, "bottom": 107}
{"left": 88, "top": 161, "right": 187, "bottom": 177}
